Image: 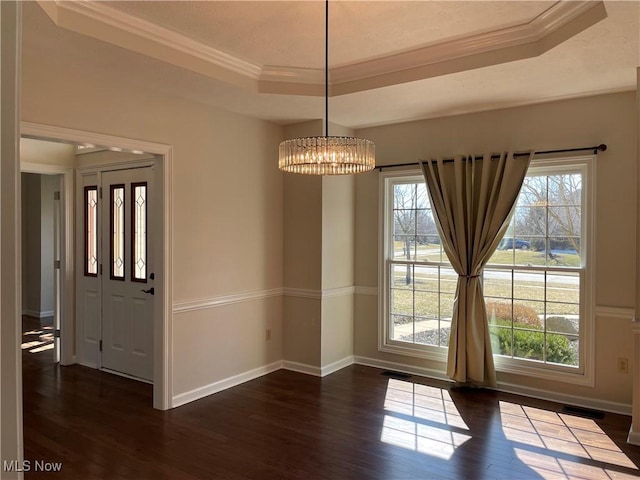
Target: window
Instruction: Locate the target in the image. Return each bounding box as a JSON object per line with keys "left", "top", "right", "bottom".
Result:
{"left": 382, "top": 176, "right": 452, "bottom": 362}
{"left": 380, "top": 157, "right": 594, "bottom": 384}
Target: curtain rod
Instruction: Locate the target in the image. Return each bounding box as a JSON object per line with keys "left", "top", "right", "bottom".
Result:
{"left": 375, "top": 144, "right": 607, "bottom": 171}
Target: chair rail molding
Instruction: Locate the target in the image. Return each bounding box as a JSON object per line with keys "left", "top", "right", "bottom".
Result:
{"left": 173, "top": 288, "right": 284, "bottom": 314}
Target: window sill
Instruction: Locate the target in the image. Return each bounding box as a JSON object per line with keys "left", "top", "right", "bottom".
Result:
{"left": 379, "top": 340, "right": 593, "bottom": 387}
{"left": 494, "top": 355, "right": 593, "bottom": 387}
{"left": 379, "top": 340, "right": 448, "bottom": 363}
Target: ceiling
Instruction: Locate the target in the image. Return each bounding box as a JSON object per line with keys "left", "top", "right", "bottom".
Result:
{"left": 29, "top": 1, "right": 639, "bottom": 129}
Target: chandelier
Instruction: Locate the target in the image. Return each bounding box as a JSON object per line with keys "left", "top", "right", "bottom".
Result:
{"left": 278, "top": 1, "right": 375, "bottom": 175}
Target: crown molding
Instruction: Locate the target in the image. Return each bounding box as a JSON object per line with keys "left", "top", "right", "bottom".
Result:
{"left": 336, "top": 1, "right": 606, "bottom": 90}
{"left": 261, "top": 0, "right": 607, "bottom": 96}
{"left": 37, "top": 0, "right": 606, "bottom": 97}
{"left": 37, "top": 0, "right": 261, "bottom": 87}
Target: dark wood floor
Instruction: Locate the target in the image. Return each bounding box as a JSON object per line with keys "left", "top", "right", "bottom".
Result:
{"left": 22, "top": 317, "right": 640, "bottom": 479}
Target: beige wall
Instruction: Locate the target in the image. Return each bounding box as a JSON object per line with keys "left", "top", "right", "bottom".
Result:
{"left": 21, "top": 173, "right": 60, "bottom": 318}
{"left": 22, "top": 174, "right": 41, "bottom": 316}
{"left": 637, "top": 67, "right": 640, "bottom": 321}
{"left": 21, "top": 139, "right": 73, "bottom": 319}
{"left": 21, "top": 3, "right": 284, "bottom": 399}
{"left": 282, "top": 120, "right": 357, "bottom": 369}
{"left": 40, "top": 174, "right": 58, "bottom": 315}
{"left": 354, "top": 92, "right": 637, "bottom": 406}
{"left": 321, "top": 295, "right": 354, "bottom": 367}
{"left": 283, "top": 297, "right": 321, "bottom": 367}
{"left": 20, "top": 137, "right": 75, "bottom": 167}
{"left": 76, "top": 149, "right": 154, "bottom": 168}
{"left": 322, "top": 172, "right": 355, "bottom": 291}
{"left": 281, "top": 121, "right": 324, "bottom": 366}
{"left": 321, "top": 175, "right": 355, "bottom": 366}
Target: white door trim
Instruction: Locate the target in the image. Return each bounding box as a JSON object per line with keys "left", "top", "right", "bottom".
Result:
{"left": 20, "top": 163, "right": 74, "bottom": 366}
{"left": 20, "top": 121, "right": 173, "bottom": 411}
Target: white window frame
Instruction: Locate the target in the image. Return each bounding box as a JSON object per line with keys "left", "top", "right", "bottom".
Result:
{"left": 379, "top": 156, "right": 595, "bottom": 386}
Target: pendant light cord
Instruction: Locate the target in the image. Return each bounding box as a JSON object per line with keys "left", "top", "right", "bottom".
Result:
{"left": 325, "top": 0, "right": 329, "bottom": 138}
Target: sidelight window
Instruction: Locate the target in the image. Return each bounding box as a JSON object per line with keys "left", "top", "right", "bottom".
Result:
{"left": 84, "top": 186, "right": 98, "bottom": 277}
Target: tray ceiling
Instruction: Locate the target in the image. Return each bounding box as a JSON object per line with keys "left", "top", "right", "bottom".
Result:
{"left": 29, "top": 1, "right": 639, "bottom": 128}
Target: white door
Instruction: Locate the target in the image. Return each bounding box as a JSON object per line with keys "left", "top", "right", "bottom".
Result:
{"left": 100, "top": 167, "right": 154, "bottom": 381}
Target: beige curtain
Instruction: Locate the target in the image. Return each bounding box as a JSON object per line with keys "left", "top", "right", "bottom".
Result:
{"left": 420, "top": 152, "right": 532, "bottom": 386}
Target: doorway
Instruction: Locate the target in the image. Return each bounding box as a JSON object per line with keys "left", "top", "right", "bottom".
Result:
{"left": 21, "top": 122, "right": 173, "bottom": 410}
{"left": 21, "top": 172, "right": 62, "bottom": 363}
{"left": 79, "top": 166, "right": 155, "bottom": 382}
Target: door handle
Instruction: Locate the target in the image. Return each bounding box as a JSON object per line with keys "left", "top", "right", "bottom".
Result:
{"left": 141, "top": 287, "right": 155, "bottom": 295}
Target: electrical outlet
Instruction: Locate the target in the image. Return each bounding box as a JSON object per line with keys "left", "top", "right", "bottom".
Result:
{"left": 616, "top": 357, "right": 629, "bottom": 374}
{"left": 265, "top": 328, "right": 271, "bottom": 341}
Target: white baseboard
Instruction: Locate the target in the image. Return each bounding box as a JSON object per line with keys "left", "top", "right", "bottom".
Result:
{"left": 498, "top": 381, "right": 632, "bottom": 416}
{"left": 282, "top": 360, "right": 322, "bottom": 377}
{"left": 281, "top": 356, "right": 354, "bottom": 377}
{"left": 166, "top": 353, "right": 632, "bottom": 417}
{"left": 79, "top": 360, "right": 98, "bottom": 369}
{"left": 321, "top": 356, "right": 354, "bottom": 376}
{"left": 172, "top": 361, "right": 282, "bottom": 408}
{"left": 354, "top": 355, "right": 452, "bottom": 383}
{"left": 22, "top": 309, "right": 54, "bottom": 318}
{"left": 101, "top": 367, "right": 153, "bottom": 385}
{"left": 60, "top": 355, "right": 77, "bottom": 367}
{"left": 353, "top": 355, "right": 632, "bottom": 416}
{"left": 628, "top": 426, "right": 640, "bottom": 445}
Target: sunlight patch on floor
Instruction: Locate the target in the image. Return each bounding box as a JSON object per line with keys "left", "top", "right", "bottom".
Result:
{"left": 381, "top": 415, "right": 471, "bottom": 459}
{"left": 22, "top": 340, "right": 45, "bottom": 350}
{"left": 380, "top": 380, "right": 638, "bottom": 477}
{"left": 30, "top": 343, "right": 54, "bottom": 353}
{"left": 22, "top": 326, "right": 54, "bottom": 354}
{"left": 501, "top": 401, "right": 638, "bottom": 478}
{"left": 381, "top": 379, "right": 471, "bottom": 459}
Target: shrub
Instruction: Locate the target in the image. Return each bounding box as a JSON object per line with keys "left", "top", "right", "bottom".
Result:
{"left": 486, "top": 301, "right": 541, "bottom": 328}
{"left": 490, "top": 326, "right": 577, "bottom": 366}
{"left": 546, "top": 334, "right": 578, "bottom": 365}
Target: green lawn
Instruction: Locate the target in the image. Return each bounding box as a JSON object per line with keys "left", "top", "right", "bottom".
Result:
{"left": 390, "top": 265, "right": 580, "bottom": 367}
{"left": 391, "top": 239, "right": 581, "bottom": 326}
{"left": 487, "top": 249, "right": 580, "bottom": 268}
{"left": 391, "top": 266, "right": 579, "bottom": 318}
{"left": 394, "top": 241, "right": 580, "bottom": 268}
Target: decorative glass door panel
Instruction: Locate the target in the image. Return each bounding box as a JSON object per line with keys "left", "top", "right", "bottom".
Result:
{"left": 132, "top": 182, "right": 147, "bottom": 282}
{"left": 84, "top": 186, "right": 98, "bottom": 277}
{"left": 110, "top": 184, "right": 125, "bottom": 280}
{"left": 101, "top": 167, "right": 154, "bottom": 381}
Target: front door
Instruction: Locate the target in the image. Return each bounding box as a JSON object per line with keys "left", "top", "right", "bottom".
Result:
{"left": 100, "top": 167, "right": 154, "bottom": 381}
